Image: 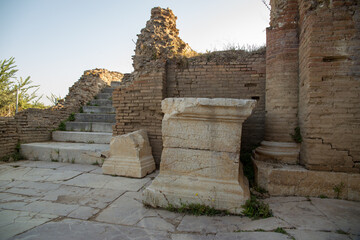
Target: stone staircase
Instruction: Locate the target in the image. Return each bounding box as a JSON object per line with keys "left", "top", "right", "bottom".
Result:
{"left": 20, "top": 84, "right": 118, "bottom": 165}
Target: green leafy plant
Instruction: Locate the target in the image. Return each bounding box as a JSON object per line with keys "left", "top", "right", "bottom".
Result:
{"left": 333, "top": 182, "right": 345, "bottom": 199}
{"left": 274, "top": 227, "right": 287, "bottom": 234}
{"left": 242, "top": 196, "right": 273, "bottom": 219}
{"left": 319, "top": 194, "right": 328, "bottom": 199}
{"left": 253, "top": 186, "right": 268, "bottom": 194}
{"left": 92, "top": 161, "right": 99, "bottom": 166}
{"left": 67, "top": 113, "right": 75, "bottom": 121}
{"left": 57, "top": 121, "right": 66, "bottom": 131}
{"left": 290, "top": 127, "right": 302, "bottom": 143}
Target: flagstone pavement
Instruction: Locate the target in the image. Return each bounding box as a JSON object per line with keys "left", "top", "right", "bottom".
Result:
{"left": 0, "top": 160, "right": 359, "bottom": 240}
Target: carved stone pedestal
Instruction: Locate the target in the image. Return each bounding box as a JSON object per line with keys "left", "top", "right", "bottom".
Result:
{"left": 143, "top": 98, "right": 256, "bottom": 214}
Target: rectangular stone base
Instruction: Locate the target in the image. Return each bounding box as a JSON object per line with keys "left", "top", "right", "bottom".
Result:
{"left": 142, "top": 173, "right": 250, "bottom": 214}
{"left": 102, "top": 156, "right": 155, "bottom": 178}
{"left": 254, "top": 160, "right": 360, "bottom": 201}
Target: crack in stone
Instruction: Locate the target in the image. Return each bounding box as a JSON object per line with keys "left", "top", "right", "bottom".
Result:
{"left": 87, "top": 190, "right": 127, "bottom": 221}
{"left": 308, "top": 137, "right": 353, "bottom": 161}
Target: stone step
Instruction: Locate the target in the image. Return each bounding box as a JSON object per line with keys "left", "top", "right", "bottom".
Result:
{"left": 52, "top": 131, "right": 112, "bottom": 144}
{"left": 101, "top": 87, "right": 115, "bottom": 94}
{"left": 111, "top": 81, "right": 122, "bottom": 87}
{"left": 89, "top": 99, "right": 112, "bottom": 107}
{"left": 20, "top": 142, "right": 109, "bottom": 165}
{"left": 75, "top": 113, "right": 115, "bottom": 123}
{"left": 96, "top": 93, "right": 112, "bottom": 100}
{"left": 82, "top": 106, "right": 115, "bottom": 114}
{"left": 66, "top": 122, "right": 114, "bottom": 133}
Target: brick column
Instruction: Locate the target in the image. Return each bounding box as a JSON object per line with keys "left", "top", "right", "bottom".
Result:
{"left": 253, "top": 0, "right": 300, "bottom": 164}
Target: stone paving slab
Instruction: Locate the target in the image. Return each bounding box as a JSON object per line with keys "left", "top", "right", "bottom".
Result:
{"left": 0, "top": 161, "right": 359, "bottom": 240}
{"left": 0, "top": 210, "right": 57, "bottom": 240}
{"left": 8, "top": 219, "right": 171, "bottom": 240}
{"left": 63, "top": 172, "right": 151, "bottom": 191}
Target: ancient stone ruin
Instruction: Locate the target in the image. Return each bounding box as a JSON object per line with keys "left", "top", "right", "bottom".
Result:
{"left": 102, "top": 129, "right": 156, "bottom": 178}
{"left": 143, "top": 98, "right": 256, "bottom": 213}
{"left": 1, "top": 2, "right": 359, "bottom": 204}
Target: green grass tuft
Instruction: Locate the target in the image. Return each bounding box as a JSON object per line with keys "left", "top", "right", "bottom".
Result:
{"left": 166, "top": 202, "right": 231, "bottom": 216}
{"left": 274, "top": 227, "right": 287, "bottom": 234}
{"left": 242, "top": 196, "right": 273, "bottom": 219}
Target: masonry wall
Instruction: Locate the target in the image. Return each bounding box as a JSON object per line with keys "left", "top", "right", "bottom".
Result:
{"left": 298, "top": 0, "right": 360, "bottom": 173}
{"left": 265, "top": 0, "right": 299, "bottom": 142}
{"left": 113, "top": 62, "right": 166, "bottom": 165}
{"left": 0, "top": 69, "right": 123, "bottom": 159}
{"left": 166, "top": 50, "right": 266, "bottom": 150}
{"left": 113, "top": 50, "right": 266, "bottom": 165}
{"left": 0, "top": 117, "right": 18, "bottom": 159}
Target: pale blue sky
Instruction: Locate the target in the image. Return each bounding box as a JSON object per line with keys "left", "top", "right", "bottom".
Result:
{"left": 0, "top": 0, "right": 270, "bottom": 105}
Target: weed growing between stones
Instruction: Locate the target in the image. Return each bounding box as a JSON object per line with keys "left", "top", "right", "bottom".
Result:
{"left": 92, "top": 161, "right": 100, "bottom": 166}
{"left": 319, "top": 194, "right": 328, "bottom": 199}
{"left": 165, "top": 202, "right": 232, "bottom": 216}
{"left": 67, "top": 113, "right": 76, "bottom": 122}
{"left": 57, "top": 121, "right": 66, "bottom": 131}
{"left": 274, "top": 227, "right": 287, "bottom": 234}
{"left": 0, "top": 142, "right": 24, "bottom": 162}
{"left": 333, "top": 182, "right": 345, "bottom": 199}
{"left": 241, "top": 196, "right": 273, "bottom": 219}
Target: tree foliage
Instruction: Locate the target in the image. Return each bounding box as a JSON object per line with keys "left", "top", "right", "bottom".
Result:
{"left": 0, "top": 57, "right": 46, "bottom": 116}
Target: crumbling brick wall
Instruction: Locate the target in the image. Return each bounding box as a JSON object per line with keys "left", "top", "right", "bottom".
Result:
{"left": 298, "top": 0, "right": 360, "bottom": 173}
{"left": 166, "top": 50, "right": 266, "bottom": 150}
{"left": 0, "top": 69, "right": 123, "bottom": 159}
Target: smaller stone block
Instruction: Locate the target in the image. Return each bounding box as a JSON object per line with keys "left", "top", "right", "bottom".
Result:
{"left": 102, "top": 130, "right": 156, "bottom": 178}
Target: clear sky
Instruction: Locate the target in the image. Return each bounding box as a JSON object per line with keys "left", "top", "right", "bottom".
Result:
{"left": 0, "top": 0, "right": 270, "bottom": 105}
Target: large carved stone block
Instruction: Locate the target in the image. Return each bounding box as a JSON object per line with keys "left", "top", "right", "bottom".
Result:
{"left": 143, "top": 98, "right": 256, "bottom": 214}
{"left": 102, "top": 129, "right": 156, "bottom": 178}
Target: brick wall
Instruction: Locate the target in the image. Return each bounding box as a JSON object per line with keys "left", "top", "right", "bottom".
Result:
{"left": 113, "top": 61, "right": 166, "bottom": 165}
{"left": 113, "top": 50, "right": 266, "bottom": 165}
{"left": 298, "top": 0, "right": 360, "bottom": 173}
{"left": 0, "top": 69, "right": 123, "bottom": 159}
{"left": 166, "top": 50, "right": 266, "bottom": 150}
{"left": 0, "top": 117, "right": 18, "bottom": 159}
{"left": 265, "top": 0, "right": 299, "bottom": 142}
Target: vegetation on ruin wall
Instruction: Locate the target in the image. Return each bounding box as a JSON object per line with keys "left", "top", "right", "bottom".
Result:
{"left": 0, "top": 57, "right": 46, "bottom": 117}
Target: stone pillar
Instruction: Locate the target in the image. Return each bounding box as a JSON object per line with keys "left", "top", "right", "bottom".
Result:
{"left": 143, "top": 98, "right": 256, "bottom": 214}
{"left": 253, "top": 0, "right": 300, "bottom": 164}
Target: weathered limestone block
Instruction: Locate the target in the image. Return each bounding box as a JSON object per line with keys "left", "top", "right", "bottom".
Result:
{"left": 254, "top": 160, "right": 360, "bottom": 201}
{"left": 102, "top": 130, "right": 155, "bottom": 178}
{"left": 143, "top": 98, "right": 256, "bottom": 214}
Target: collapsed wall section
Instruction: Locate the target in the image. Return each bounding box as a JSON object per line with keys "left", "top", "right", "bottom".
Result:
{"left": 298, "top": 0, "right": 360, "bottom": 173}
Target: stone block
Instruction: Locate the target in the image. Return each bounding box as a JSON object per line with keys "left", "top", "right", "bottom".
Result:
{"left": 143, "top": 98, "right": 256, "bottom": 214}
{"left": 102, "top": 129, "right": 156, "bottom": 178}
{"left": 254, "top": 160, "right": 360, "bottom": 201}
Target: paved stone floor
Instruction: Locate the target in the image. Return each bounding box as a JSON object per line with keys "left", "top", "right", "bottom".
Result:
{"left": 0, "top": 161, "right": 359, "bottom": 240}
